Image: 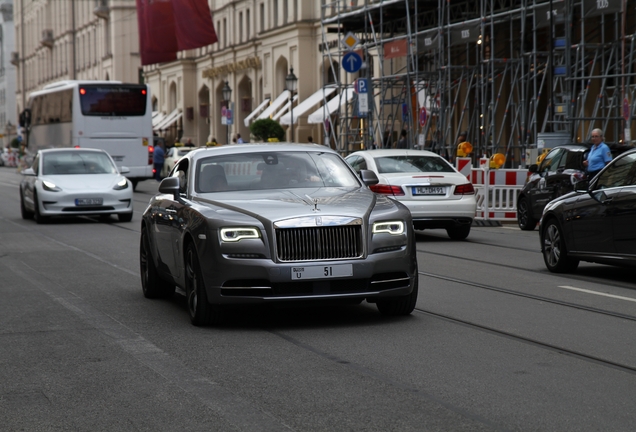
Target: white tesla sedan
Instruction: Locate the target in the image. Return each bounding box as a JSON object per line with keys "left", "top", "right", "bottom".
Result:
{"left": 20, "top": 148, "right": 134, "bottom": 223}
{"left": 346, "top": 149, "right": 477, "bottom": 240}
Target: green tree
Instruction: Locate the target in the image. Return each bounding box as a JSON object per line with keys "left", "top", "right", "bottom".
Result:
{"left": 250, "top": 118, "right": 285, "bottom": 142}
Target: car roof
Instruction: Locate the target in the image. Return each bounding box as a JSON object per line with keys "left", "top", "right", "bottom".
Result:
{"left": 38, "top": 148, "right": 107, "bottom": 154}
{"left": 347, "top": 149, "right": 443, "bottom": 158}
{"left": 548, "top": 144, "right": 590, "bottom": 152}
{"left": 186, "top": 143, "right": 338, "bottom": 161}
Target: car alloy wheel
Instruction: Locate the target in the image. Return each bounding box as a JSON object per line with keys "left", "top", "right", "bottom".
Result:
{"left": 185, "top": 243, "right": 220, "bottom": 326}
{"left": 32, "top": 191, "right": 48, "bottom": 224}
{"left": 542, "top": 219, "right": 579, "bottom": 273}
{"left": 517, "top": 196, "right": 537, "bottom": 231}
{"left": 140, "top": 228, "right": 174, "bottom": 299}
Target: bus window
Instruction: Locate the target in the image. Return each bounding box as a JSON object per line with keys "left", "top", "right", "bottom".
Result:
{"left": 79, "top": 85, "right": 147, "bottom": 116}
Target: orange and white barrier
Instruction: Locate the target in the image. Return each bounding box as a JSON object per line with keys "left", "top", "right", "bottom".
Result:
{"left": 457, "top": 159, "right": 527, "bottom": 222}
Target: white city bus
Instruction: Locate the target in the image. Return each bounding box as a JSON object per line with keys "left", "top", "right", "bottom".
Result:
{"left": 23, "top": 80, "right": 154, "bottom": 188}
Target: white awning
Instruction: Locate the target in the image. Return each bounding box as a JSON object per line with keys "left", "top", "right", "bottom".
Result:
{"left": 152, "top": 111, "right": 165, "bottom": 128}
{"left": 243, "top": 98, "right": 270, "bottom": 127}
{"left": 154, "top": 108, "right": 182, "bottom": 131}
{"left": 257, "top": 90, "right": 291, "bottom": 120}
{"left": 307, "top": 87, "right": 355, "bottom": 124}
{"left": 279, "top": 87, "right": 337, "bottom": 125}
{"left": 273, "top": 95, "right": 298, "bottom": 121}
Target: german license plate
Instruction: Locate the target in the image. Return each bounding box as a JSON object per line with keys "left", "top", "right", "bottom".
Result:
{"left": 291, "top": 264, "right": 353, "bottom": 280}
{"left": 413, "top": 186, "right": 446, "bottom": 195}
{"left": 75, "top": 198, "right": 103, "bottom": 206}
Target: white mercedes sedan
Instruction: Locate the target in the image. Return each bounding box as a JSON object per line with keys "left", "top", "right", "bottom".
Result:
{"left": 346, "top": 149, "right": 477, "bottom": 240}
{"left": 20, "top": 148, "right": 134, "bottom": 223}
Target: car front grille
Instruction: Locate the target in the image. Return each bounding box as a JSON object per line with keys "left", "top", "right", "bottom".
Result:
{"left": 276, "top": 225, "right": 363, "bottom": 262}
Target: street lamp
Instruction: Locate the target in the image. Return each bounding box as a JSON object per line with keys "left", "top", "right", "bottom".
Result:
{"left": 222, "top": 80, "right": 232, "bottom": 144}
{"left": 285, "top": 67, "right": 298, "bottom": 142}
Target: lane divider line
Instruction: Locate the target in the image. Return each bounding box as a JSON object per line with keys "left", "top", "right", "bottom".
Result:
{"left": 559, "top": 286, "right": 636, "bottom": 303}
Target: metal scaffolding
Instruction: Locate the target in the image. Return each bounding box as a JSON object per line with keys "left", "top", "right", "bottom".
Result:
{"left": 319, "top": 0, "right": 635, "bottom": 167}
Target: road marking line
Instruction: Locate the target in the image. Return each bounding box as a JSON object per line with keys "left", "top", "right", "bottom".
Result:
{"left": 559, "top": 285, "right": 636, "bottom": 303}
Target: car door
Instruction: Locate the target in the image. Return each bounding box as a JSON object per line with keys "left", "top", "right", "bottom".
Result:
{"left": 152, "top": 159, "right": 190, "bottom": 278}
{"left": 530, "top": 148, "right": 565, "bottom": 215}
{"left": 568, "top": 162, "right": 627, "bottom": 254}
{"left": 22, "top": 154, "right": 40, "bottom": 209}
{"left": 608, "top": 153, "right": 636, "bottom": 255}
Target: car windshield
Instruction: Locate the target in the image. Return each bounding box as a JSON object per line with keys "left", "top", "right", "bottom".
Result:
{"left": 41, "top": 151, "right": 118, "bottom": 175}
{"left": 374, "top": 155, "right": 455, "bottom": 173}
{"left": 195, "top": 151, "right": 360, "bottom": 193}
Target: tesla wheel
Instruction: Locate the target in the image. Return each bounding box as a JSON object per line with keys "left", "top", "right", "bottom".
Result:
{"left": 517, "top": 196, "right": 537, "bottom": 231}
{"left": 131, "top": 180, "right": 138, "bottom": 191}
{"left": 377, "top": 239, "right": 419, "bottom": 316}
{"left": 20, "top": 190, "right": 34, "bottom": 220}
{"left": 542, "top": 219, "right": 579, "bottom": 273}
{"left": 446, "top": 224, "right": 471, "bottom": 240}
{"left": 32, "top": 191, "right": 48, "bottom": 224}
{"left": 140, "top": 228, "right": 175, "bottom": 299}
{"left": 185, "top": 243, "right": 220, "bottom": 326}
{"left": 118, "top": 212, "right": 133, "bottom": 222}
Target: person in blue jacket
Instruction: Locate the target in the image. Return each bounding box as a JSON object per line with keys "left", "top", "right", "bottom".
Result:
{"left": 153, "top": 141, "right": 165, "bottom": 181}
{"left": 583, "top": 128, "right": 612, "bottom": 179}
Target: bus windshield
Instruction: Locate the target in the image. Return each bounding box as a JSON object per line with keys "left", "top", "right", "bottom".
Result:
{"left": 79, "top": 85, "right": 147, "bottom": 117}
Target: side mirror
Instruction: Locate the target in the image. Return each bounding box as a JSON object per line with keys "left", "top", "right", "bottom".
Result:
{"left": 21, "top": 167, "right": 35, "bottom": 176}
{"left": 360, "top": 169, "right": 379, "bottom": 186}
{"left": 159, "top": 176, "right": 180, "bottom": 199}
{"left": 528, "top": 164, "right": 538, "bottom": 173}
{"left": 120, "top": 166, "right": 130, "bottom": 174}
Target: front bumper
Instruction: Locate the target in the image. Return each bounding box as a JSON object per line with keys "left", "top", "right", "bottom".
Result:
{"left": 200, "top": 247, "right": 416, "bottom": 305}
{"left": 38, "top": 188, "right": 133, "bottom": 216}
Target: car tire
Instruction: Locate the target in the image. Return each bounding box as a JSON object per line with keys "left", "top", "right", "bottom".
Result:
{"left": 20, "top": 190, "right": 34, "bottom": 220}
{"left": 118, "top": 212, "right": 133, "bottom": 222}
{"left": 542, "top": 219, "right": 579, "bottom": 273}
{"left": 377, "top": 239, "right": 418, "bottom": 316}
{"left": 131, "top": 180, "right": 138, "bottom": 191}
{"left": 517, "top": 196, "right": 537, "bottom": 231}
{"left": 32, "top": 191, "right": 48, "bottom": 224}
{"left": 140, "top": 228, "right": 175, "bottom": 299}
{"left": 446, "top": 224, "right": 471, "bottom": 240}
{"left": 185, "top": 243, "right": 221, "bottom": 326}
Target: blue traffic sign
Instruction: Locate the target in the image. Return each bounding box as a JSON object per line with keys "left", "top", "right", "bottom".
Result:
{"left": 356, "top": 78, "right": 369, "bottom": 94}
{"left": 342, "top": 52, "right": 362, "bottom": 73}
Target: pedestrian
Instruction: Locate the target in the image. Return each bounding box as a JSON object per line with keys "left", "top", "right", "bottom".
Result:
{"left": 153, "top": 140, "right": 165, "bottom": 182}
{"left": 307, "top": 136, "right": 314, "bottom": 144}
{"left": 237, "top": 133, "right": 244, "bottom": 144}
{"left": 583, "top": 128, "right": 612, "bottom": 179}
{"left": 397, "top": 130, "right": 408, "bottom": 149}
{"left": 185, "top": 138, "right": 194, "bottom": 147}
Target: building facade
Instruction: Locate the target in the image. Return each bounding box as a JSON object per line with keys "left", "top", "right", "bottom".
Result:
{"left": 144, "top": 1, "right": 353, "bottom": 147}
{"left": 13, "top": 0, "right": 142, "bottom": 118}
{"left": 1, "top": 0, "right": 17, "bottom": 146}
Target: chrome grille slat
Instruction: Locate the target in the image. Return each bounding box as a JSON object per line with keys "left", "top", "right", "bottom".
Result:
{"left": 276, "top": 226, "right": 362, "bottom": 262}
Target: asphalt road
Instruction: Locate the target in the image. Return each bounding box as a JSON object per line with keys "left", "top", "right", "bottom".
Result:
{"left": 1, "top": 166, "right": 635, "bottom": 431}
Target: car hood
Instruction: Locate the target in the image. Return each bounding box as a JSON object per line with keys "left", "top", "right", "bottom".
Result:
{"left": 194, "top": 187, "right": 397, "bottom": 223}
{"left": 41, "top": 174, "right": 125, "bottom": 190}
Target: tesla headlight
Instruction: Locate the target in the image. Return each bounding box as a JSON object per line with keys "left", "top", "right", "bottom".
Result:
{"left": 42, "top": 180, "right": 61, "bottom": 192}
{"left": 220, "top": 227, "right": 261, "bottom": 242}
{"left": 113, "top": 177, "right": 129, "bottom": 190}
{"left": 373, "top": 221, "right": 405, "bottom": 235}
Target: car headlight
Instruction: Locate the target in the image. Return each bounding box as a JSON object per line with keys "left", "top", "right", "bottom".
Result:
{"left": 113, "top": 177, "right": 129, "bottom": 190}
{"left": 372, "top": 221, "right": 405, "bottom": 235}
{"left": 42, "top": 180, "right": 61, "bottom": 192}
{"left": 220, "top": 227, "right": 261, "bottom": 242}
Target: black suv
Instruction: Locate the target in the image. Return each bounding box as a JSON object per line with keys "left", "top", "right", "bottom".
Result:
{"left": 516, "top": 143, "right": 630, "bottom": 230}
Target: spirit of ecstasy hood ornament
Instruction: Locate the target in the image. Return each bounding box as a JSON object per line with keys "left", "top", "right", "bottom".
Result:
{"left": 305, "top": 194, "right": 320, "bottom": 212}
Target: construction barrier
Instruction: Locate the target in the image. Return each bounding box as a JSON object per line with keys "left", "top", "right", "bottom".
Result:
{"left": 456, "top": 158, "right": 527, "bottom": 222}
